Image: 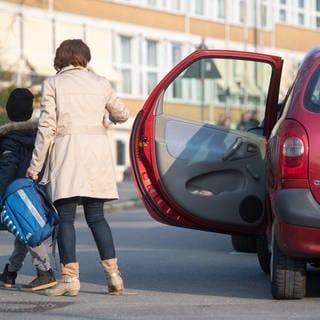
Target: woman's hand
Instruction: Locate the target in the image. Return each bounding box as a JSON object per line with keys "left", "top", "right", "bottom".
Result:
{"left": 26, "top": 167, "right": 39, "bottom": 180}
{"left": 103, "top": 116, "right": 113, "bottom": 128}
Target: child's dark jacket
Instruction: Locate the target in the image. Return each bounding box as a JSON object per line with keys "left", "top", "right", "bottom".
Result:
{"left": 0, "top": 120, "right": 38, "bottom": 197}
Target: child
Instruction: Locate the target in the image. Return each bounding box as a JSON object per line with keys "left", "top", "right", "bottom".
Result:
{"left": 0, "top": 88, "right": 57, "bottom": 291}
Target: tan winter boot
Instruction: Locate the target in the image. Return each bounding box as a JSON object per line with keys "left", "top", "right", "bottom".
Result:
{"left": 101, "top": 258, "right": 124, "bottom": 295}
{"left": 46, "top": 262, "right": 80, "bottom": 297}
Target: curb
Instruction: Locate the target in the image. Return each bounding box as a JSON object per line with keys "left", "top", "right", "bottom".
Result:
{"left": 104, "top": 198, "right": 143, "bottom": 213}
{"left": 75, "top": 197, "right": 143, "bottom": 216}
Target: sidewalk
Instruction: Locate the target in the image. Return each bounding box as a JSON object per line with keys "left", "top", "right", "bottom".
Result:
{"left": 104, "top": 179, "right": 143, "bottom": 213}
{"left": 76, "top": 179, "right": 143, "bottom": 215}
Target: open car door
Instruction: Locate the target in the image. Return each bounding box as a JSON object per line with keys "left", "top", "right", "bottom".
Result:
{"left": 130, "top": 49, "right": 283, "bottom": 236}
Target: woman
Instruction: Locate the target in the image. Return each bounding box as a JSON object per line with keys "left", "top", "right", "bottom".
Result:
{"left": 27, "top": 39, "right": 129, "bottom": 296}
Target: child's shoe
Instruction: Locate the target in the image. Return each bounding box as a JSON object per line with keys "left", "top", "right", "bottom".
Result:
{"left": 0, "top": 264, "right": 17, "bottom": 288}
{"left": 22, "top": 268, "right": 57, "bottom": 291}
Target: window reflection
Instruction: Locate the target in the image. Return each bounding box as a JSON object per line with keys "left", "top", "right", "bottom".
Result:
{"left": 161, "top": 57, "right": 271, "bottom": 131}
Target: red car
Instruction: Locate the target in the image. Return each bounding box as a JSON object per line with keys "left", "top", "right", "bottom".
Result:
{"left": 130, "top": 46, "right": 320, "bottom": 299}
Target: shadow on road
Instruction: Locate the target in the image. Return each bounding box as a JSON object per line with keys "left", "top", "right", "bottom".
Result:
{"left": 75, "top": 211, "right": 273, "bottom": 300}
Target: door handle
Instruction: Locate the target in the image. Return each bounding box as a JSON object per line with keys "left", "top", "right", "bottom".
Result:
{"left": 222, "top": 137, "right": 243, "bottom": 161}
{"left": 247, "top": 143, "right": 258, "bottom": 153}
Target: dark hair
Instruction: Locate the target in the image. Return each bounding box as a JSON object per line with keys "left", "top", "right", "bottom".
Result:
{"left": 54, "top": 39, "right": 91, "bottom": 71}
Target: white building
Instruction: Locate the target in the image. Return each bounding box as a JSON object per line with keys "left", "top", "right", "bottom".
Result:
{"left": 1, "top": 0, "right": 320, "bottom": 180}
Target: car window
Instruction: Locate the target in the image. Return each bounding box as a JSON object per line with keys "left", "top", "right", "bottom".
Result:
{"left": 304, "top": 66, "right": 320, "bottom": 113}
{"left": 159, "top": 57, "right": 272, "bottom": 134}
{"left": 275, "top": 83, "right": 294, "bottom": 121}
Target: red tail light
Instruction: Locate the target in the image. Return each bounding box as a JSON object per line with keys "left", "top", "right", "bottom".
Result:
{"left": 279, "top": 120, "right": 308, "bottom": 179}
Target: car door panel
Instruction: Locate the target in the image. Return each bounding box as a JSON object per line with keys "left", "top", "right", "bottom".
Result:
{"left": 130, "top": 49, "right": 283, "bottom": 235}
{"left": 155, "top": 114, "right": 266, "bottom": 226}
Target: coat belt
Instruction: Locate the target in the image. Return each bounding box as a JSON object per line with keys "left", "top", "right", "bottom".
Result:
{"left": 56, "top": 125, "right": 107, "bottom": 137}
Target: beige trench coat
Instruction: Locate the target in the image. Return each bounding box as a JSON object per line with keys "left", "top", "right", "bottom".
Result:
{"left": 29, "top": 66, "right": 129, "bottom": 202}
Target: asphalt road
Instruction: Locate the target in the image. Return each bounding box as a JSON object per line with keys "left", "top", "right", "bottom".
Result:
{"left": 1, "top": 206, "right": 320, "bottom": 319}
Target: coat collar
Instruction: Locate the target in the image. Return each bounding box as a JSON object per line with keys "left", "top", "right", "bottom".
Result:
{"left": 57, "top": 65, "right": 87, "bottom": 74}
{"left": 0, "top": 117, "right": 38, "bottom": 136}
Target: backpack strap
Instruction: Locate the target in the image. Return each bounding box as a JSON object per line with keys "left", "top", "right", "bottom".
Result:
{"left": 33, "top": 181, "right": 59, "bottom": 269}
{"left": 50, "top": 224, "right": 59, "bottom": 271}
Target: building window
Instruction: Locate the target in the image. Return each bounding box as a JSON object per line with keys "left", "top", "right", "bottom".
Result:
{"left": 171, "top": 43, "right": 182, "bottom": 98}
{"left": 147, "top": 0, "right": 157, "bottom": 6}
{"left": 169, "top": 0, "right": 181, "bottom": 11}
{"left": 298, "top": 0, "right": 304, "bottom": 8}
{"left": 117, "top": 35, "right": 133, "bottom": 94}
{"left": 298, "top": 12, "right": 305, "bottom": 25}
{"left": 279, "top": 8, "right": 286, "bottom": 22}
{"left": 147, "top": 72, "right": 157, "bottom": 93}
{"left": 239, "top": 0, "right": 245, "bottom": 23}
{"left": 194, "top": 0, "right": 204, "bottom": 15}
{"left": 147, "top": 40, "right": 157, "bottom": 66}
{"left": 317, "top": 0, "right": 320, "bottom": 11}
{"left": 141, "top": 39, "right": 160, "bottom": 95}
{"left": 261, "top": 4, "right": 268, "bottom": 27}
{"left": 146, "top": 40, "right": 158, "bottom": 92}
{"left": 116, "top": 140, "right": 126, "bottom": 165}
{"left": 217, "top": 0, "right": 225, "bottom": 19}
{"left": 172, "top": 44, "right": 181, "bottom": 65}
{"left": 121, "top": 69, "right": 132, "bottom": 94}
{"left": 120, "top": 36, "right": 131, "bottom": 64}
{"left": 316, "top": 16, "right": 320, "bottom": 27}
{"left": 280, "top": 0, "right": 286, "bottom": 4}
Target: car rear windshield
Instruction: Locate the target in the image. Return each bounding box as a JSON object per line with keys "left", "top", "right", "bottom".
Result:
{"left": 304, "top": 66, "right": 320, "bottom": 113}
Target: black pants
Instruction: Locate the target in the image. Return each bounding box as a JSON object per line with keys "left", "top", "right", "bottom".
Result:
{"left": 54, "top": 197, "right": 116, "bottom": 265}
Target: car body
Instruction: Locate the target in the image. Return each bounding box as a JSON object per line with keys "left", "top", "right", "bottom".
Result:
{"left": 129, "top": 46, "right": 320, "bottom": 299}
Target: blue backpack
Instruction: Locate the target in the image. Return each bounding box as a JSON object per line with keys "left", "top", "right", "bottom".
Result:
{"left": 0, "top": 178, "right": 59, "bottom": 247}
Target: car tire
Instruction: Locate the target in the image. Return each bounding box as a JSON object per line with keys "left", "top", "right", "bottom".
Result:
{"left": 256, "top": 235, "right": 271, "bottom": 274}
{"left": 231, "top": 234, "right": 257, "bottom": 253}
{"left": 271, "top": 239, "right": 306, "bottom": 300}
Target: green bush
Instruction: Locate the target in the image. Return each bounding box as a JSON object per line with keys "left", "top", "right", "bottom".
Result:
{"left": 0, "top": 85, "right": 16, "bottom": 125}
